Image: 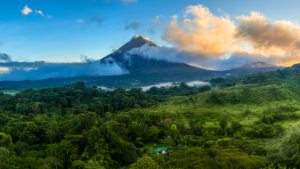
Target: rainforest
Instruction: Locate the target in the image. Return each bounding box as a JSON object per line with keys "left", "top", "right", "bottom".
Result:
{"left": 0, "top": 67, "right": 300, "bottom": 169}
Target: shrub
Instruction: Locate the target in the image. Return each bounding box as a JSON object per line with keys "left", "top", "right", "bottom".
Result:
{"left": 261, "top": 125, "right": 275, "bottom": 138}
{"left": 219, "top": 119, "right": 228, "bottom": 130}
{"left": 193, "top": 122, "right": 204, "bottom": 136}
{"left": 116, "top": 115, "right": 132, "bottom": 126}
{"left": 216, "top": 138, "right": 232, "bottom": 147}
{"left": 230, "top": 121, "right": 242, "bottom": 135}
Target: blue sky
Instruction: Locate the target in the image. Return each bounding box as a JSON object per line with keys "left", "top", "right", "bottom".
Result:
{"left": 1, "top": 0, "right": 300, "bottom": 63}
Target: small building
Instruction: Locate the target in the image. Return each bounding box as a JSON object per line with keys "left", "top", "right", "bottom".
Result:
{"left": 155, "top": 147, "right": 168, "bottom": 154}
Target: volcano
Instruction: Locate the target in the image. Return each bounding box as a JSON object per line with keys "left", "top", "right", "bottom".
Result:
{"left": 100, "top": 35, "right": 216, "bottom": 77}
{"left": 0, "top": 35, "right": 285, "bottom": 91}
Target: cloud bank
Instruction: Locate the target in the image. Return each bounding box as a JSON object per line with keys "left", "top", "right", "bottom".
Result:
{"left": 161, "top": 4, "right": 300, "bottom": 68}
{"left": 0, "top": 57, "right": 128, "bottom": 82}
{"left": 126, "top": 44, "right": 274, "bottom": 70}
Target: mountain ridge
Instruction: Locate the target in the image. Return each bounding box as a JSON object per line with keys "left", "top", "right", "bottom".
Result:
{"left": 233, "top": 61, "right": 280, "bottom": 69}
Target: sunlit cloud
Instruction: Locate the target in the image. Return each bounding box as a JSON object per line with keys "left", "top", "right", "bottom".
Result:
{"left": 162, "top": 4, "right": 300, "bottom": 67}
{"left": 35, "top": 10, "right": 44, "bottom": 16}
{"left": 106, "top": 0, "right": 137, "bottom": 4}
{"left": 21, "top": 5, "right": 32, "bottom": 15}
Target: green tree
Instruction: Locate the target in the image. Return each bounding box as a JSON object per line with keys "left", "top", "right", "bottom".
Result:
{"left": 72, "top": 160, "right": 86, "bottom": 169}
{"left": 0, "top": 133, "right": 13, "bottom": 151}
{"left": 148, "top": 126, "right": 160, "bottom": 142}
{"left": 220, "top": 119, "right": 228, "bottom": 130}
{"left": 230, "top": 121, "right": 242, "bottom": 135}
{"left": 0, "top": 147, "right": 10, "bottom": 168}
{"left": 130, "top": 155, "right": 160, "bottom": 169}
{"left": 16, "top": 104, "right": 29, "bottom": 115}
{"left": 116, "top": 115, "right": 132, "bottom": 126}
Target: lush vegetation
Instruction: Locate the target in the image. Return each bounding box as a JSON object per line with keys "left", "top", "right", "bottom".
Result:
{"left": 1, "top": 67, "right": 300, "bottom": 168}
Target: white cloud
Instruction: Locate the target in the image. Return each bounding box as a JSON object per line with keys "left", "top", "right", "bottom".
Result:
{"left": 78, "top": 19, "right": 83, "bottom": 23}
{"left": 106, "top": 0, "right": 137, "bottom": 3}
{"left": 21, "top": 5, "right": 32, "bottom": 15}
{"left": 45, "top": 15, "right": 53, "bottom": 19}
{"left": 35, "top": 10, "right": 44, "bottom": 16}
{"left": 156, "top": 15, "right": 163, "bottom": 20}
{"left": 120, "top": 0, "right": 137, "bottom": 3}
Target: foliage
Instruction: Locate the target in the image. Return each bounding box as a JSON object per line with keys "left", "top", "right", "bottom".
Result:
{"left": 130, "top": 155, "right": 161, "bottom": 169}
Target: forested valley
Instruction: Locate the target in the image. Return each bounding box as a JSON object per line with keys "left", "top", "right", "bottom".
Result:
{"left": 2, "top": 67, "right": 300, "bottom": 168}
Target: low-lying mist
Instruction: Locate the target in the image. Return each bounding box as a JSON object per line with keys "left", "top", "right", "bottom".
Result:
{"left": 97, "top": 80, "right": 210, "bottom": 91}
{"left": 0, "top": 59, "right": 128, "bottom": 82}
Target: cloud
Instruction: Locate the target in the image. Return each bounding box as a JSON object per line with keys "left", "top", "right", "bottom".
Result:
{"left": 0, "top": 53, "right": 12, "bottom": 62}
{"left": 22, "top": 7, "right": 52, "bottom": 19}
{"left": 150, "top": 15, "right": 164, "bottom": 26}
{"left": 78, "top": 19, "right": 83, "bottom": 23}
{"left": 126, "top": 44, "right": 274, "bottom": 70}
{"left": 106, "top": 0, "right": 137, "bottom": 4}
{"left": 0, "top": 58, "right": 128, "bottom": 82}
{"left": 125, "top": 22, "right": 141, "bottom": 30}
{"left": 149, "top": 28, "right": 155, "bottom": 34}
{"left": 235, "top": 12, "right": 300, "bottom": 66}
{"left": 35, "top": 10, "right": 44, "bottom": 16}
{"left": 21, "top": 5, "right": 32, "bottom": 15}
{"left": 120, "top": 0, "right": 137, "bottom": 2}
{"left": 156, "top": 15, "right": 163, "bottom": 20}
{"left": 148, "top": 15, "right": 165, "bottom": 35}
{"left": 80, "top": 54, "right": 95, "bottom": 63}
{"left": 162, "top": 4, "right": 300, "bottom": 67}
{"left": 164, "top": 5, "right": 238, "bottom": 56}
{"left": 45, "top": 15, "right": 53, "bottom": 19}
{"left": 89, "top": 16, "right": 104, "bottom": 27}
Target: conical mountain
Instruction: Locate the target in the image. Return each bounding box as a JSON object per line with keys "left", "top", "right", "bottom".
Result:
{"left": 115, "top": 35, "right": 159, "bottom": 54}
{"left": 100, "top": 35, "right": 212, "bottom": 76}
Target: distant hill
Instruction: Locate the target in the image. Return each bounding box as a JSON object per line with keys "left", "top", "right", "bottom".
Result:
{"left": 221, "top": 61, "right": 282, "bottom": 76}
{"left": 234, "top": 61, "right": 279, "bottom": 69}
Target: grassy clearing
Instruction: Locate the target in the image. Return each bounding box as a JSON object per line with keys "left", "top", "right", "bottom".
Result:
{"left": 130, "top": 84, "right": 300, "bottom": 155}
{"left": 142, "top": 84, "right": 300, "bottom": 130}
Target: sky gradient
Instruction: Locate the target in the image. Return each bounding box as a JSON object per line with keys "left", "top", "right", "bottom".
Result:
{"left": 1, "top": 0, "right": 300, "bottom": 65}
